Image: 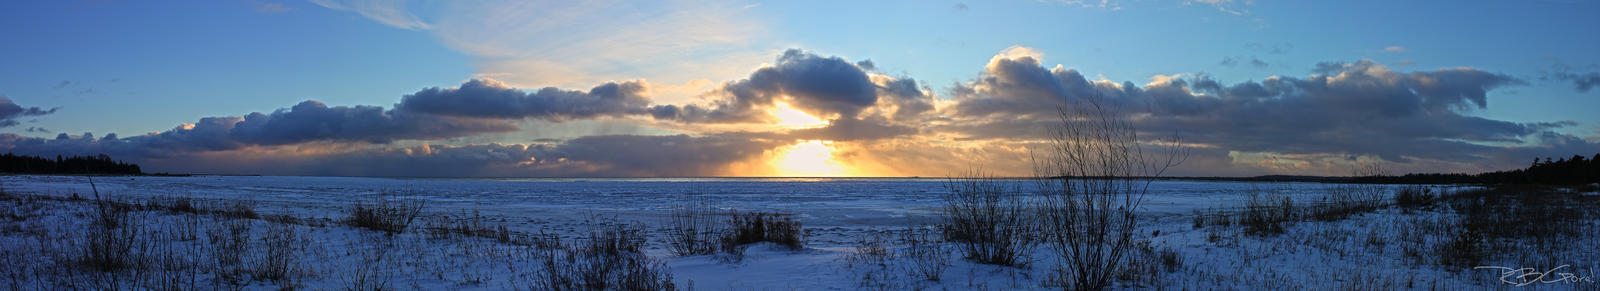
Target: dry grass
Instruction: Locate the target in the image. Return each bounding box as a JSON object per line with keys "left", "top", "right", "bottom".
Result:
{"left": 346, "top": 193, "right": 426, "bottom": 234}
{"left": 901, "top": 227, "right": 950, "bottom": 282}
{"left": 1241, "top": 185, "right": 1294, "bottom": 235}
{"left": 530, "top": 222, "right": 677, "bottom": 291}
{"left": 423, "top": 210, "right": 515, "bottom": 245}
{"left": 721, "top": 211, "right": 806, "bottom": 251}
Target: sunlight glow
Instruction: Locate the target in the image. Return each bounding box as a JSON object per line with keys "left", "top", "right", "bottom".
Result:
{"left": 773, "top": 102, "right": 827, "bottom": 128}
{"left": 774, "top": 140, "right": 848, "bottom": 177}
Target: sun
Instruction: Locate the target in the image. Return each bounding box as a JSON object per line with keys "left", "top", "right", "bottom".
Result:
{"left": 774, "top": 140, "right": 849, "bottom": 177}
{"left": 773, "top": 102, "right": 827, "bottom": 128}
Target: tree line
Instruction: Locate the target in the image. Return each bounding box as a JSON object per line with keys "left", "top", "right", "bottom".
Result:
{"left": 0, "top": 153, "right": 143, "bottom": 175}
{"left": 1353, "top": 153, "right": 1600, "bottom": 185}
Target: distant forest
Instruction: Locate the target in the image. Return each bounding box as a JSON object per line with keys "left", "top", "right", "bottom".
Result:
{"left": 1354, "top": 153, "right": 1600, "bottom": 185}
{"left": 0, "top": 153, "right": 143, "bottom": 175}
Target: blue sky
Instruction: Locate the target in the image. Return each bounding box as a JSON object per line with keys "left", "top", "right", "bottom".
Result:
{"left": 1, "top": 0, "right": 1597, "bottom": 177}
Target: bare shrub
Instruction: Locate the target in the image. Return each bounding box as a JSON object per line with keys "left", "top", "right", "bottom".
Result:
{"left": 1436, "top": 226, "right": 1484, "bottom": 268}
{"left": 1113, "top": 240, "right": 1179, "bottom": 288}
{"left": 940, "top": 174, "right": 1032, "bottom": 267}
{"left": 80, "top": 182, "right": 144, "bottom": 273}
{"left": 1241, "top": 185, "right": 1293, "bottom": 235}
{"left": 1307, "top": 184, "right": 1385, "bottom": 221}
{"left": 1435, "top": 187, "right": 1595, "bottom": 269}
{"left": 158, "top": 195, "right": 199, "bottom": 214}
{"left": 147, "top": 226, "right": 201, "bottom": 290}
{"left": 207, "top": 217, "right": 253, "bottom": 287}
{"left": 81, "top": 209, "right": 144, "bottom": 273}
{"left": 721, "top": 211, "right": 806, "bottom": 251}
{"left": 1394, "top": 186, "right": 1435, "bottom": 209}
{"left": 207, "top": 200, "right": 259, "bottom": 220}
{"left": 344, "top": 234, "right": 397, "bottom": 291}
{"left": 532, "top": 222, "right": 676, "bottom": 291}
{"left": 425, "top": 210, "right": 515, "bottom": 244}
{"left": 901, "top": 227, "right": 949, "bottom": 282}
{"left": 1191, "top": 208, "right": 1234, "bottom": 229}
{"left": 846, "top": 229, "right": 893, "bottom": 268}
{"left": 1157, "top": 247, "right": 1181, "bottom": 273}
{"left": 846, "top": 229, "right": 900, "bottom": 291}
{"left": 1034, "top": 96, "right": 1186, "bottom": 291}
{"left": 665, "top": 200, "right": 721, "bottom": 256}
{"left": 170, "top": 212, "right": 201, "bottom": 242}
{"left": 253, "top": 223, "right": 306, "bottom": 286}
{"left": 346, "top": 193, "right": 426, "bottom": 234}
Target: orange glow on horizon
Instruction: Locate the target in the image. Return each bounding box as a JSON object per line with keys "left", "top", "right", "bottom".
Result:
{"left": 773, "top": 140, "right": 849, "bottom": 177}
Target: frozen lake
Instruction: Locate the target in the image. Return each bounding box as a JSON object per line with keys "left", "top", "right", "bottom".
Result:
{"left": 0, "top": 175, "right": 1438, "bottom": 232}
{"left": 0, "top": 174, "right": 1529, "bottom": 290}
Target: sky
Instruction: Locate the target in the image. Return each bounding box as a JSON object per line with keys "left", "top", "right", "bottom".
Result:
{"left": 1, "top": 0, "right": 1598, "bottom": 177}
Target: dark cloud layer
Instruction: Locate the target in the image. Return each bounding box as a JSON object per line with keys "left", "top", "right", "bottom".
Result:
{"left": 3, "top": 48, "right": 1596, "bottom": 177}
{"left": 133, "top": 134, "right": 778, "bottom": 177}
{"left": 1, "top": 100, "right": 515, "bottom": 159}
{"left": 651, "top": 49, "right": 898, "bottom": 123}
{"left": 0, "top": 97, "right": 58, "bottom": 128}
{"left": 790, "top": 116, "right": 918, "bottom": 141}
{"left": 397, "top": 79, "right": 652, "bottom": 120}
{"left": 233, "top": 100, "right": 515, "bottom": 145}
{"left": 949, "top": 55, "right": 1590, "bottom": 171}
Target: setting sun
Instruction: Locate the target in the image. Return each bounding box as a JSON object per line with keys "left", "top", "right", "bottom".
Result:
{"left": 774, "top": 140, "right": 849, "bottom": 177}
{"left": 773, "top": 102, "right": 827, "bottom": 128}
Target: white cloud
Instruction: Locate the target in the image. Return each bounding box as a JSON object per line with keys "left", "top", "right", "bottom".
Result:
{"left": 308, "top": 0, "right": 430, "bottom": 30}
{"left": 1384, "top": 46, "right": 1407, "bottom": 52}
{"left": 247, "top": 1, "right": 293, "bottom": 13}
{"left": 1186, "top": 0, "right": 1251, "bottom": 15}
{"left": 311, "top": 0, "right": 771, "bottom": 91}
{"left": 1055, "top": 0, "right": 1121, "bottom": 10}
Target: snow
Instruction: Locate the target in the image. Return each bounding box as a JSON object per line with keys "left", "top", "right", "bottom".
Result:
{"left": 0, "top": 174, "right": 1588, "bottom": 290}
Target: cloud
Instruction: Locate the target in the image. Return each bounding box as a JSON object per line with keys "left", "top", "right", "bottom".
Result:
{"left": 4, "top": 47, "right": 1594, "bottom": 177}
{"left": 943, "top": 49, "right": 1577, "bottom": 174}
{"left": 1187, "top": 0, "right": 1249, "bottom": 15}
{"left": 949, "top": 48, "right": 1136, "bottom": 118}
{"left": 275, "top": 133, "right": 776, "bottom": 177}
{"left": 0, "top": 97, "right": 58, "bottom": 128}
{"left": 1384, "top": 46, "right": 1407, "bottom": 52}
{"left": 312, "top": 0, "right": 768, "bottom": 89}
{"left": 1248, "top": 57, "right": 1269, "bottom": 68}
{"left": 1550, "top": 71, "right": 1600, "bottom": 92}
{"left": 1220, "top": 57, "right": 1238, "bottom": 67}
{"left": 5, "top": 133, "right": 780, "bottom": 177}
{"left": 246, "top": 1, "right": 292, "bottom": 13}
{"left": 396, "top": 79, "right": 652, "bottom": 120}
{"left": 1055, "top": 0, "right": 1121, "bottom": 10}
{"left": 872, "top": 75, "right": 936, "bottom": 122}
{"left": 308, "top": 0, "right": 429, "bottom": 30}
{"left": 653, "top": 49, "right": 915, "bottom": 123}
{"left": 1245, "top": 42, "right": 1293, "bottom": 55}
{"left": 230, "top": 100, "right": 516, "bottom": 146}
{"left": 1224, "top": 56, "right": 1269, "bottom": 68}
{"left": 789, "top": 116, "right": 918, "bottom": 141}
{"left": 765, "top": 50, "right": 879, "bottom": 119}
{"left": 1, "top": 100, "right": 516, "bottom": 159}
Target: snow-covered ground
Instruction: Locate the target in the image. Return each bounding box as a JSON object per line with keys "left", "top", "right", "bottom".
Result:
{"left": 1, "top": 175, "right": 1594, "bottom": 290}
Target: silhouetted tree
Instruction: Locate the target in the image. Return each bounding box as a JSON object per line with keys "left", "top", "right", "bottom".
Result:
{"left": 1353, "top": 152, "right": 1600, "bottom": 185}
{"left": 0, "top": 153, "right": 142, "bottom": 175}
